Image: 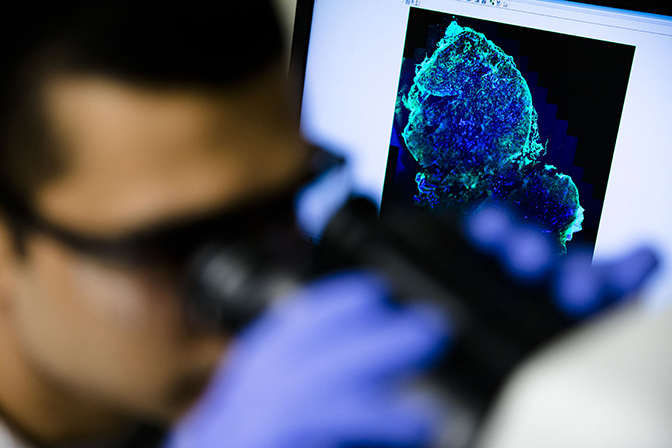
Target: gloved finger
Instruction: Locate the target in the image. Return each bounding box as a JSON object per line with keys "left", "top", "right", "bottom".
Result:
{"left": 239, "top": 271, "right": 449, "bottom": 371}
{"left": 230, "top": 272, "right": 393, "bottom": 359}
{"left": 300, "top": 301, "right": 450, "bottom": 382}
{"left": 302, "top": 387, "right": 447, "bottom": 448}
{"left": 463, "top": 205, "right": 512, "bottom": 253}
{"left": 251, "top": 271, "right": 392, "bottom": 336}
{"left": 601, "top": 245, "right": 659, "bottom": 298}
{"left": 553, "top": 246, "right": 660, "bottom": 317}
{"left": 552, "top": 249, "right": 601, "bottom": 316}
{"left": 464, "top": 205, "right": 554, "bottom": 281}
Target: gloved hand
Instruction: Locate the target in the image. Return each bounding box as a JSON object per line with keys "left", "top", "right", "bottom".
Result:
{"left": 464, "top": 205, "right": 660, "bottom": 317}
{"left": 165, "top": 272, "right": 450, "bottom": 448}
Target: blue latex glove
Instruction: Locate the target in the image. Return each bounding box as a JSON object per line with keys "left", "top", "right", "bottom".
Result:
{"left": 165, "top": 272, "right": 450, "bottom": 448}
{"left": 464, "top": 205, "right": 660, "bottom": 317}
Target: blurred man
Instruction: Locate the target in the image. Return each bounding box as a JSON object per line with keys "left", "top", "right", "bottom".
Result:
{"left": 0, "top": 2, "right": 295, "bottom": 445}
{"left": 0, "top": 4, "right": 450, "bottom": 448}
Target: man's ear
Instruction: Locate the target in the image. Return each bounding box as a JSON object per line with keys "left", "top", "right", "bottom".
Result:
{"left": 0, "top": 214, "right": 21, "bottom": 313}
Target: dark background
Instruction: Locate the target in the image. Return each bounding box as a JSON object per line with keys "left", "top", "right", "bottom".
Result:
{"left": 382, "top": 8, "right": 635, "bottom": 251}
{"left": 568, "top": 0, "right": 672, "bottom": 16}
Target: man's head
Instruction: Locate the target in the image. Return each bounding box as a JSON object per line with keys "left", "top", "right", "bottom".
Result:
{"left": 0, "top": 3, "right": 308, "bottom": 441}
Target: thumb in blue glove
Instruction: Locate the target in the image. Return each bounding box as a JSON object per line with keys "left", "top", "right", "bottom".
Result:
{"left": 165, "top": 272, "right": 451, "bottom": 448}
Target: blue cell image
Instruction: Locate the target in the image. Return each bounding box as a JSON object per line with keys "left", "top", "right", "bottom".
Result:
{"left": 399, "top": 21, "right": 584, "bottom": 250}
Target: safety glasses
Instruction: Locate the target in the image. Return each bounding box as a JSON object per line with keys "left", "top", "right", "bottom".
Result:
{"left": 0, "top": 146, "right": 345, "bottom": 268}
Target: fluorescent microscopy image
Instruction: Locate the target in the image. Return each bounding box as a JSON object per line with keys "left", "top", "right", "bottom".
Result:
{"left": 384, "top": 10, "right": 634, "bottom": 255}
{"left": 401, "top": 21, "right": 584, "bottom": 250}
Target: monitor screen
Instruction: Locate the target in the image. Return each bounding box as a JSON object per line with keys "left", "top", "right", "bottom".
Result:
{"left": 292, "top": 0, "right": 672, "bottom": 309}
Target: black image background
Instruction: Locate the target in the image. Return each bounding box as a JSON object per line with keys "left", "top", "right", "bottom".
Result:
{"left": 382, "top": 8, "right": 636, "bottom": 253}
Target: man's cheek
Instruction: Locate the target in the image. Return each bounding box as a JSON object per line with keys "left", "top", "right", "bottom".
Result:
{"left": 11, "top": 240, "right": 158, "bottom": 381}
{"left": 69, "top": 260, "right": 146, "bottom": 327}
{"left": 30, "top": 235, "right": 184, "bottom": 336}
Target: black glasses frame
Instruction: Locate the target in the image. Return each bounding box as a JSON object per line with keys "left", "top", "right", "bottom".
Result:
{"left": 0, "top": 145, "right": 345, "bottom": 267}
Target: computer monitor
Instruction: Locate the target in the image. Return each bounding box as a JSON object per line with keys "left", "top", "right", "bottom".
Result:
{"left": 291, "top": 0, "right": 672, "bottom": 309}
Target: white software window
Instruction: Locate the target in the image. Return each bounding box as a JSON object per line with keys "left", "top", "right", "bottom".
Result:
{"left": 299, "top": 0, "right": 672, "bottom": 309}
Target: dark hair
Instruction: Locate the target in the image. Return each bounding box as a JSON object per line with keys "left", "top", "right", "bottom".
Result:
{"left": 0, "top": 2, "right": 285, "bottom": 201}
